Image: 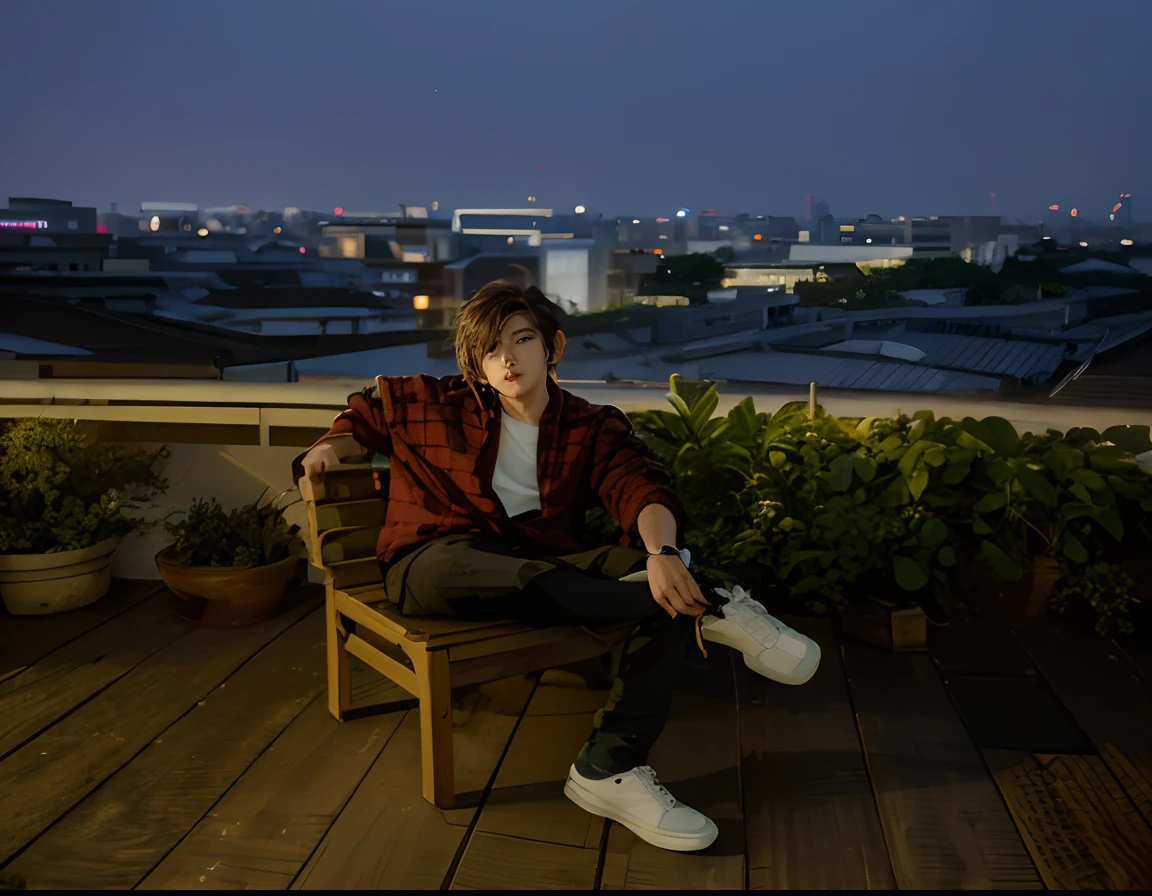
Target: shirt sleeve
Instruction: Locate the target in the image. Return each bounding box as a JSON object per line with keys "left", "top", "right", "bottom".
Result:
{"left": 291, "top": 378, "right": 394, "bottom": 482}
{"left": 590, "top": 407, "right": 690, "bottom": 548}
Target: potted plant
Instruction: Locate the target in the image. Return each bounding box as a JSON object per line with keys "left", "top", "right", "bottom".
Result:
{"left": 155, "top": 489, "right": 306, "bottom": 627}
{"left": 0, "top": 418, "right": 168, "bottom": 615}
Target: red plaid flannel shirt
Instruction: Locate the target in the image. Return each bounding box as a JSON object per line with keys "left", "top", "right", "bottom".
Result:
{"left": 295, "top": 373, "right": 689, "bottom": 564}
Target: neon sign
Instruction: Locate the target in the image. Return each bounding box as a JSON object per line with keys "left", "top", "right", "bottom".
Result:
{"left": 0, "top": 219, "right": 49, "bottom": 229}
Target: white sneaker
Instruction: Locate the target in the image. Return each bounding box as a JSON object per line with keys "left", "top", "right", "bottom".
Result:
{"left": 564, "top": 764, "right": 717, "bottom": 852}
{"left": 700, "top": 586, "right": 820, "bottom": 685}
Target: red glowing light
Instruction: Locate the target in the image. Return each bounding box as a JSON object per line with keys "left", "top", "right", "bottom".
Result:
{"left": 653, "top": 248, "right": 663, "bottom": 255}
{"left": 702, "top": 209, "right": 720, "bottom": 215}
{"left": 96, "top": 223, "right": 109, "bottom": 233}
{"left": 1048, "top": 205, "right": 1060, "bottom": 211}
{"left": 334, "top": 207, "right": 343, "bottom": 215}
{"left": 299, "top": 246, "right": 306, "bottom": 254}
{"left": 655, "top": 217, "right": 670, "bottom": 223}
{"left": 753, "top": 233, "right": 763, "bottom": 241}
{"left": 1070, "top": 208, "right": 1078, "bottom": 217}
{"left": 1112, "top": 202, "right": 1124, "bottom": 213}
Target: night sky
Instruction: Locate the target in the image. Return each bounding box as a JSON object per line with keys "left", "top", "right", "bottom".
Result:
{"left": 3, "top": 0, "right": 1148, "bottom": 222}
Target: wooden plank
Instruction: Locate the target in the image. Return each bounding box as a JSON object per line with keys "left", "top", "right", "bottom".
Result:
{"left": 0, "top": 591, "right": 191, "bottom": 758}
{"left": 291, "top": 674, "right": 536, "bottom": 890}
{"left": 313, "top": 499, "right": 386, "bottom": 533}
{"left": 600, "top": 680, "right": 744, "bottom": 890}
{"left": 0, "top": 578, "right": 161, "bottom": 678}
{"left": 473, "top": 671, "right": 609, "bottom": 845}
{"left": 841, "top": 641, "right": 1043, "bottom": 889}
{"left": 319, "top": 526, "right": 381, "bottom": 563}
{"left": 138, "top": 693, "right": 404, "bottom": 889}
{"left": 5, "top": 609, "right": 330, "bottom": 888}
{"left": 1015, "top": 620, "right": 1152, "bottom": 828}
{"left": 737, "top": 618, "right": 895, "bottom": 890}
{"left": 0, "top": 592, "right": 319, "bottom": 864}
{"left": 986, "top": 749, "right": 1152, "bottom": 889}
{"left": 453, "top": 831, "right": 599, "bottom": 890}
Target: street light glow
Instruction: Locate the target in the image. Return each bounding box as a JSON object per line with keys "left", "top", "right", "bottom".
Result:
{"left": 574, "top": 205, "right": 586, "bottom": 214}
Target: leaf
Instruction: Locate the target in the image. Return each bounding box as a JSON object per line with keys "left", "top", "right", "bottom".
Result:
{"left": 1095, "top": 506, "right": 1124, "bottom": 541}
{"left": 973, "top": 491, "right": 1007, "bottom": 513}
{"left": 1100, "top": 424, "right": 1152, "bottom": 455}
{"left": 853, "top": 455, "right": 877, "bottom": 483}
{"left": 978, "top": 540, "right": 1024, "bottom": 581}
{"left": 966, "top": 416, "right": 1021, "bottom": 457}
{"left": 907, "top": 468, "right": 930, "bottom": 501}
{"left": 898, "top": 441, "right": 931, "bottom": 478}
{"left": 769, "top": 450, "right": 787, "bottom": 469}
{"left": 908, "top": 417, "right": 927, "bottom": 444}
{"left": 937, "top": 545, "right": 957, "bottom": 567}
{"left": 1061, "top": 533, "right": 1088, "bottom": 563}
{"left": 829, "top": 454, "right": 855, "bottom": 492}
{"left": 666, "top": 393, "right": 692, "bottom": 422}
{"left": 985, "top": 459, "right": 1015, "bottom": 487}
{"left": 973, "top": 516, "right": 993, "bottom": 535}
{"left": 855, "top": 416, "right": 877, "bottom": 439}
{"left": 894, "top": 555, "right": 929, "bottom": 591}
{"left": 688, "top": 384, "right": 720, "bottom": 432}
{"left": 920, "top": 517, "right": 948, "bottom": 548}
{"left": 1014, "top": 467, "right": 1057, "bottom": 510}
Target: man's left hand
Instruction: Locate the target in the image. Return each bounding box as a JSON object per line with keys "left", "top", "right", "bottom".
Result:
{"left": 646, "top": 553, "right": 710, "bottom": 619}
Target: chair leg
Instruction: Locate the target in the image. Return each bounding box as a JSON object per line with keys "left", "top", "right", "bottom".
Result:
{"left": 416, "top": 648, "right": 455, "bottom": 809}
{"left": 326, "top": 595, "right": 352, "bottom": 721}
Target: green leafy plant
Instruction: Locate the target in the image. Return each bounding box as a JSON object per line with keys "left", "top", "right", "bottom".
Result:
{"left": 0, "top": 418, "right": 168, "bottom": 554}
{"left": 162, "top": 489, "right": 305, "bottom": 568}
{"left": 623, "top": 376, "right": 1152, "bottom": 636}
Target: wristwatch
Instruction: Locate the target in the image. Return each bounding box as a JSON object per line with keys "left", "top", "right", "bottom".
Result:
{"left": 649, "top": 544, "right": 692, "bottom": 568}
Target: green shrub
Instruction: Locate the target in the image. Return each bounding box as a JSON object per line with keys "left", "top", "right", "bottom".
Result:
{"left": 163, "top": 489, "right": 305, "bottom": 568}
{"left": 627, "top": 376, "right": 1152, "bottom": 635}
{"left": 0, "top": 418, "right": 168, "bottom": 554}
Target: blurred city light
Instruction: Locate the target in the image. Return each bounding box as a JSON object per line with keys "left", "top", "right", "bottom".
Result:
{"left": 1121, "top": 239, "right": 1134, "bottom": 246}
{"left": 1048, "top": 204, "right": 1059, "bottom": 211}
{"left": 632, "top": 219, "right": 640, "bottom": 224}
{"left": 334, "top": 207, "right": 343, "bottom": 215}
{"left": 273, "top": 226, "right": 281, "bottom": 233}
{"left": 413, "top": 295, "right": 430, "bottom": 310}
{"left": 1079, "top": 241, "right": 1089, "bottom": 247}
{"left": 574, "top": 205, "right": 585, "bottom": 214}
{"left": 1070, "top": 208, "right": 1078, "bottom": 217}
{"left": 676, "top": 208, "right": 688, "bottom": 217}
{"left": 753, "top": 233, "right": 762, "bottom": 241}
{"left": 196, "top": 227, "right": 208, "bottom": 237}
{"left": 149, "top": 215, "right": 160, "bottom": 232}
{"left": 298, "top": 246, "right": 306, "bottom": 254}
{"left": 865, "top": 237, "right": 873, "bottom": 244}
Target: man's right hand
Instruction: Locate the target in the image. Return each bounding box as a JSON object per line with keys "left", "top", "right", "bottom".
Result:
{"left": 301, "top": 442, "right": 342, "bottom": 483}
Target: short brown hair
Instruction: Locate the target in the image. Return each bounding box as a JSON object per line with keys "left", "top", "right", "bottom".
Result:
{"left": 451, "top": 279, "right": 567, "bottom": 382}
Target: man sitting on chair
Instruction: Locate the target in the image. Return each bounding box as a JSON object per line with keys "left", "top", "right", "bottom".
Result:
{"left": 295, "top": 277, "right": 820, "bottom": 853}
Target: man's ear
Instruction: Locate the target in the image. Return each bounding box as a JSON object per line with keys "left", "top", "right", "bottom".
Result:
{"left": 550, "top": 330, "right": 568, "bottom": 366}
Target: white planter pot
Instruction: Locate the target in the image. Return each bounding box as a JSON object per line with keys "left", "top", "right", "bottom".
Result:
{"left": 0, "top": 538, "right": 119, "bottom": 615}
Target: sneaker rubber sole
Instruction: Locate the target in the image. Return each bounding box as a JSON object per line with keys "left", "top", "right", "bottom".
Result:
{"left": 563, "top": 776, "right": 718, "bottom": 852}
{"left": 703, "top": 626, "right": 821, "bottom": 686}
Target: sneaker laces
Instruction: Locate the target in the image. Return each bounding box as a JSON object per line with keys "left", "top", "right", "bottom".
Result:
{"left": 634, "top": 765, "right": 677, "bottom": 810}
{"left": 719, "top": 586, "right": 782, "bottom": 644}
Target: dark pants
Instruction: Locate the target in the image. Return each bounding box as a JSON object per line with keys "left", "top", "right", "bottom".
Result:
{"left": 383, "top": 534, "right": 717, "bottom": 777}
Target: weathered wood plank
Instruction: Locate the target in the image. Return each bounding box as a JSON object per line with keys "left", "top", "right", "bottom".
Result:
{"left": 986, "top": 749, "right": 1152, "bottom": 889}
{"left": 0, "top": 578, "right": 162, "bottom": 678}
{"left": 599, "top": 682, "right": 744, "bottom": 890}
{"left": 6, "top": 609, "right": 330, "bottom": 888}
{"left": 738, "top": 618, "right": 895, "bottom": 890}
{"left": 450, "top": 669, "right": 607, "bottom": 889}
{"left": 0, "top": 593, "right": 320, "bottom": 864}
{"left": 0, "top": 592, "right": 191, "bottom": 758}
{"left": 841, "top": 641, "right": 1043, "bottom": 889}
{"left": 138, "top": 694, "right": 403, "bottom": 889}
{"left": 453, "top": 831, "right": 598, "bottom": 890}
{"left": 1015, "top": 621, "right": 1152, "bottom": 828}
{"left": 291, "top": 674, "right": 536, "bottom": 890}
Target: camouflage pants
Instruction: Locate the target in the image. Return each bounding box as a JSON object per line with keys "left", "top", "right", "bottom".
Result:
{"left": 383, "top": 534, "right": 705, "bottom": 777}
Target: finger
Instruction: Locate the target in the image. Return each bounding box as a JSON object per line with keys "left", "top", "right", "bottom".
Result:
{"left": 652, "top": 592, "right": 676, "bottom": 618}
{"left": 664, "top": 586, "right": 693, "bottom": 616}
{"left": 684, "top": 573, "right": 709, "bottom": 607}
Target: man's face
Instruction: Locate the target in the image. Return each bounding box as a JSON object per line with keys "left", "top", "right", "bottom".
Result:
{"left": 479, "top": 312, "right": 549, "bottom": 400}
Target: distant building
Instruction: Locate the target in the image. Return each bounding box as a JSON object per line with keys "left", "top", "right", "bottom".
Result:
{"left": 1, "top": 197, "right": 97, "bottom": 234}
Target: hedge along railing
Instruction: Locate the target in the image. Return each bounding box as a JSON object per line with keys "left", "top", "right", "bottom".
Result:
{"left": 624, "top": 375, "right": 1152, "bottom": 638}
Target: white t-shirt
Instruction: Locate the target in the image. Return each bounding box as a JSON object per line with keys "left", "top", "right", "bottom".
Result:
{"left": 492, "top": 413, "right": 541, "bottom": 518}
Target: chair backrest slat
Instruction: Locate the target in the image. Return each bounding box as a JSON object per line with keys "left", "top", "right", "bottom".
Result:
{"left": 320, "top": 526, "right": 383, "bottom": 564}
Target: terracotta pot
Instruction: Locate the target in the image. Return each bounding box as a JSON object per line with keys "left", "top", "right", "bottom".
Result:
{"left": 996, "top": 555, "right": 1061, "bottom": 625}
{"left": 0, "top": 538, "right": 119, "bottom": 615}
{"left": 155, "top": 546, "right": 298, "bottom": 627}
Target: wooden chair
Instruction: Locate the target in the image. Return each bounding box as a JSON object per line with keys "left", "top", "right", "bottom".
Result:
{"left": 300, "top": 461, "right": 629, "bottom": 809}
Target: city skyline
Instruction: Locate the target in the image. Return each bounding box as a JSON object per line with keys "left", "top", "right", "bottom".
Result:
{"left": 2, "top": 0, "right": 1149, "bottom": 221}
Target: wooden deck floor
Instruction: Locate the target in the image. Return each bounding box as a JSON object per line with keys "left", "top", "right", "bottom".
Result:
{"left": 2, "top": 578, "right": 1152, "bottom": 890}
